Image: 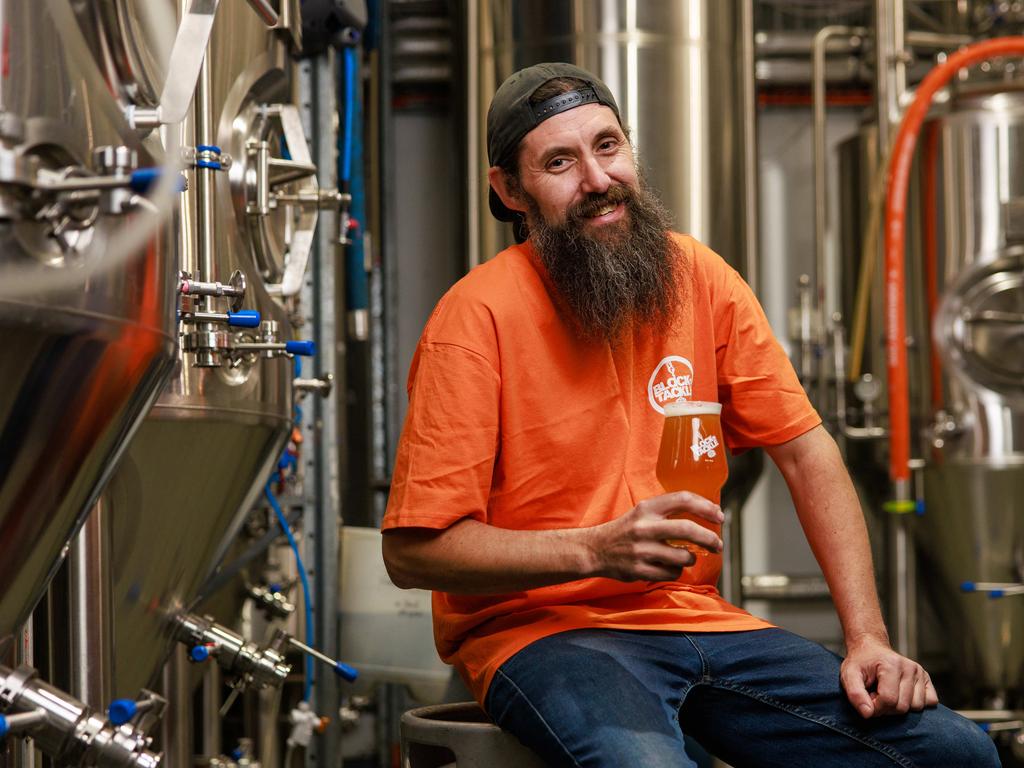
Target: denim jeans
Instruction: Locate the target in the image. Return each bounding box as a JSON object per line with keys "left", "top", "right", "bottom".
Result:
{"left": 484, "top": 628, "right": 1000, "bottom": 767}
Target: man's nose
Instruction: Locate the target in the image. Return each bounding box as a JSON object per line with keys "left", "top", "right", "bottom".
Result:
{"left": 578, "top": 153, "right": 612, "bottom": 195}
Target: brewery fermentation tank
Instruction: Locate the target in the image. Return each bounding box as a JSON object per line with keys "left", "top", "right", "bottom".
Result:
{"left": 72, "top": 1, "right": 307, "bottom": 696}
{"left": 920, "top": 91, "right": 1024, "bottom": 705}
{"left": 0, "top": 0, "right": 177, "bottom": 652}
{"left": 838, "top": 89, "right": 1024, "bottom": 705}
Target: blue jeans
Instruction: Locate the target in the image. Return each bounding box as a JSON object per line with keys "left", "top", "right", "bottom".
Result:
{"left": 484, "top": 628, "right": 1000, "bottom": 767}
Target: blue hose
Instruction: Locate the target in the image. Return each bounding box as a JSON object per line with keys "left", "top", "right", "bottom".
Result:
{"left": 265, "top": 482, "right": 314, "bottom": 702}
{"left": 341, "top": 46, "right": 357, "bottom": 184}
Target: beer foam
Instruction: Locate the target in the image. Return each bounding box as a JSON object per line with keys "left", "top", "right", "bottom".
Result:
{"left": 663, "top": 400, "right": 722, "bottom": 417}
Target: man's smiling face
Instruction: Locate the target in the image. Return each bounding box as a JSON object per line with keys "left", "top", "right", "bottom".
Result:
{"left": 494, "top": 103, "right": 639, "bottom": 232}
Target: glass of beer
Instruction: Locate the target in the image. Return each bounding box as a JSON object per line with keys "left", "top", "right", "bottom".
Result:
{"left": 656, "top": 401, "right": 728, "bottom": 555}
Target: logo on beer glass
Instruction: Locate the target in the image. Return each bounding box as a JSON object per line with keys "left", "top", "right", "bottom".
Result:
{"left": 647, "top": 355, "right": 694, "bottom": 414}
{"left": 656, "top": 401, "right": 728, "bottom": 556}
{"left": 690, "top": 417, "right": 720, "bottom": 460}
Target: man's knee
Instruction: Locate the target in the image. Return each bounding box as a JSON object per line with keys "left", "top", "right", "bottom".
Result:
{"left": 912, "top": 709, "right": 1000, "bottom": 768}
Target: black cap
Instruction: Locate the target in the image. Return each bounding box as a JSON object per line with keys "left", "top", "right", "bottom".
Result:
{"left": 487, "top": 62, "right": 621, "bottom": 223}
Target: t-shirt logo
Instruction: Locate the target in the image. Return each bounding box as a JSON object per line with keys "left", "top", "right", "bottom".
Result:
{"left": 647, "top": 355, "right": 694, "bottom": 414}
{"left": 691, "top": 417, "right": 720, "bottom": 460}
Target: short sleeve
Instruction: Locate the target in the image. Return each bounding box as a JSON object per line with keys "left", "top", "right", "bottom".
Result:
{"left": 710, "top": 261, "right": 821, "bottom": 450}
{"left": 383, "top": 341, "right": 501, "bottom": 530}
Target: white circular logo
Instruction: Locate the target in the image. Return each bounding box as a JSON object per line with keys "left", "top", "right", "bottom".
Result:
{"left": 647, "top": 356, "right": 695, "bottom": 414}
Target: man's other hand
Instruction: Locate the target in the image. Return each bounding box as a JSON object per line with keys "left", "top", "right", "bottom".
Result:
{"left": 840, "top": 636, "right": 940, "bottom": 718}
{"left": 587, "top": 491, "right": 724, "bottom": 583}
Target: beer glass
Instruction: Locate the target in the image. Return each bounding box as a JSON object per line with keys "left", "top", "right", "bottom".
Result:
{"left": 656, "top": 401, "right": 729, "bottom": 555}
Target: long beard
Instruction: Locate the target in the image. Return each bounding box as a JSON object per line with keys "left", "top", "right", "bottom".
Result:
{"left": 527, "top": 180, "right": 681, "bottom": 344}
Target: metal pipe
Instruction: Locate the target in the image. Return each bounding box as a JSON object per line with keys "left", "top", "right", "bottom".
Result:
{"left": 740, "top": 0, "right": 759, "bottom": 294}
{"left": 757, "top": 29, "right": 970, "bottom": 56}
{"left": 12, "top": 620, "right": 33, "bottom": 768}
{"left": 69, "top": 502, "right": 113, "bottom": 710}
{"left": 257, "top": 687, "right": 282, "bottom": 768}
{"left": 874, "top": 0, "right": 907, "bottom": 152}
{"left": 201, "top": 661, "right": 222, "bottom": 758}
{"left": 286, "top": 635, "right": 340, "bottom": 668}
{"left": 813, "top": 26, "right": 867, "bottom": 413}
{"left": 161, "top": 646, "right": 193, "bottom": 768}
{"left": 245, "top": 0, "right": 279, "bottom": 27}
{"left": 465, "top": 0, "right": 480, "bottom": 270}
{"left": 741, "top": 574, "right": 831, "bottom": 600}
{"left": 904, "top": 31, "right": 973, "bottom": 49}
{"left": 194, "top": 48, "right": 218, "bottom": 367}
{"left": 888, "top": 511, "right": 916, "bottom": 656}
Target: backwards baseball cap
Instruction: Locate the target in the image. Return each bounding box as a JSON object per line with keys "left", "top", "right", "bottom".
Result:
{"left": 487, "top": 62, "right": 621, "bottom": 223}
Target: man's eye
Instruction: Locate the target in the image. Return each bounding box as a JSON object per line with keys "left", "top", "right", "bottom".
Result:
{"left": 598, "top": 140, "right": 618, "bottom": 151}
{"left": 547, "top": 158, "right": 567, "bottom": 170}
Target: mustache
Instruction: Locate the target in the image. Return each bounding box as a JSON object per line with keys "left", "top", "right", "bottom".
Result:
{"left": 567, "top": 184, "right": 634, "bottom": 223}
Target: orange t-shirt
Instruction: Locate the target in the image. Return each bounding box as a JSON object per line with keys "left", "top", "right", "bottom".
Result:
{"left": 383, "top": 234, "right": 821, "bottom": 706}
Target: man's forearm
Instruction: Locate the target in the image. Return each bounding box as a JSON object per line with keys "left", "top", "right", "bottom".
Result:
{"left": 383, "top": 492, "right": 724, "bottom": 595}
{"left": 768, "top": 426, "right": 889, "bottom": 647}
{"left": 383, "top": 518, "right": 599, "bottom": 594}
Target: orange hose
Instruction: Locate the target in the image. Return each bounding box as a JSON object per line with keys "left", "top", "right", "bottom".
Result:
{"left": 884, "top": 36, "right": 1024, "bottom": 486}
{"left": 921, "top": 122, "right": 943, "bottom": 413}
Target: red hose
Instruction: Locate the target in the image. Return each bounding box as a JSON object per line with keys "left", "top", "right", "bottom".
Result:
{"left": 922, "top": 122, "right": 942, "bottom": 414}
{"left": 884, "top": 36, "right": 1024, "bottom": 486}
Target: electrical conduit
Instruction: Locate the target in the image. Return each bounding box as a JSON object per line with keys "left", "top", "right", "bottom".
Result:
{"left": 884, "top": 36, "right": 1024, "bottom": 501}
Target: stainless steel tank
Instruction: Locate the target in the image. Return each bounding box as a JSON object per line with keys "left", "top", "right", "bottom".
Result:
{"left": 0, "top": 1, "right": 177, "bottom": 651}
{"left": 74, "top": 1, "right": 304, "bottom": 697}
{"left": 838, "top": 89, "right": 1024, "bottom": 704}
{"left": 471, "top": 0, "right": 758, "bottom": 279}
{"left": 920, "top": 90, "right": 1024, "bottom": 704}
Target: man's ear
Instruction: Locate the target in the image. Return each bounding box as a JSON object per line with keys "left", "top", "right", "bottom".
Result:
{"left": 487, "top": 166, "right": 526, "bottom": 215}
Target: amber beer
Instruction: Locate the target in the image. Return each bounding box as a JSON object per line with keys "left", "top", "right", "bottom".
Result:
{"left": 656, "top": 401, "right": 728, "bottom": 555}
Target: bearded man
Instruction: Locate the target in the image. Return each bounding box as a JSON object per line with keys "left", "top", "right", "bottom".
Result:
{"left": 381, "top": 63, "right": 997, "bottom": 768}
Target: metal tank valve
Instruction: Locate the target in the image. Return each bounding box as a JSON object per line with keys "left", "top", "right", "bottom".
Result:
{"left": 0, "top": 665, "right": 161, "bottom": 768}
{"left": 273, "top": 630, "right": 359, "bottom": 683}
{"left": 293, "top": 373, "right": 334, "bottom": 398}
{"left": 230, "top": 320, "right": 316, "bottom": 361}
{"left": 0, "top": 138, "right": 182, "bottom": 254}
{"left": 178, "top": 269, "right": 268, "bottom": 364}
{"left": 175, "top": 613, "right": 291, "bottom": 693}
{"left": 246, "top": 582, "right": 296, "bottom": 619}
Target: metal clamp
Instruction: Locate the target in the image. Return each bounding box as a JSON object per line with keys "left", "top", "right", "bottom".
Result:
{"left": 182, "top": 144, "right": 233, "bottom": 172}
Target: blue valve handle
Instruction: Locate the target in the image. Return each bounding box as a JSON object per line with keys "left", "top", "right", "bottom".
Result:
{"left": 190, "top": 645, "right": 211, "bottom": 663}
{"left": 130, "top": 168, "right": 188, "bottom": 194}
{"left": 334, "top": 661, "right": 358, "bottom": 682}
{"left": 227, "top": 310, "right": 261, "bottom": 328}
{"left": 108, "top": 699, "right": 138, "bottom": 726}
{"left": 285, "top": 340, "right": 316, "bottom": 357}
{"left": 0, "top": 714, "right": 7, "bottom": 739}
